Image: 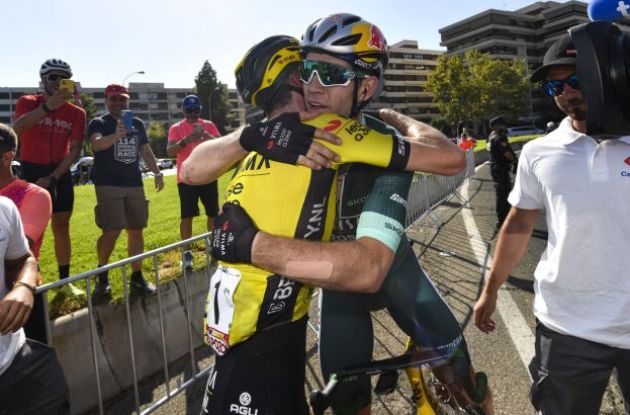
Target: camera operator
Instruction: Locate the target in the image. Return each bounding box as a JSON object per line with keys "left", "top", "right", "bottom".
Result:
{"left": 474, "top": 33, "right": 630, "bottom": 415}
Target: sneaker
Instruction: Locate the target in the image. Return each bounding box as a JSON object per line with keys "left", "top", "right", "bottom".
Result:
{"left": 131, "top": 275, "right": 156, "bottom": 296}
{"left": 66, "top": 282, "right": 86, "bottom": 297}
{"left": 92, "top": 280, "right": 112, "bottom": 300}
{"left": 182, "top": 251, "right": 194, "bottom": 271}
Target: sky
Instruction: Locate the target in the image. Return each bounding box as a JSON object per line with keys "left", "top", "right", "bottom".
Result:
{"left": 1, "top": 0, "right": 572, "bottom": 89}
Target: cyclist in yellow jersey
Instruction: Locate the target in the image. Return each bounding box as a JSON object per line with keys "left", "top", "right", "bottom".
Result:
{"left": 200, "top": 35, "right": 417, "bottom": 415}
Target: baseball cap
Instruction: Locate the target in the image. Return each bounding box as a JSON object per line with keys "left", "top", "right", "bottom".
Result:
{"left": 182, "top": 95, "right": 202, "bottom": 109}
{"left": 105, "top": 83, "right": 130, "bottom": 98}
{"left": 489, "top": 116, "right": 507, "bottom": 128}
{"left": 530, "top": 34, "right": 577, "bottom": 82}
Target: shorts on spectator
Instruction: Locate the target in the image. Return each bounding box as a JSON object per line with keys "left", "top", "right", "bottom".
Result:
{"left": 20, "top": 161, "right": 74, "bottom": 213}
{"left": 177, "top": 182, "right": 218, "bottom": 219}
{"left": 94, "top": 186, "right": 148, "bottom": 231}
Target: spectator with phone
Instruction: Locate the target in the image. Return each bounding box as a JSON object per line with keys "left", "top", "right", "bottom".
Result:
{"left": 12, "top": 58, "right": 86, "bottom": 299}
{"left": 166, "top": 95, "right": 220, "bottom": 270}
{"left": 87, "top": 84, "right": 164, "bottom": 299}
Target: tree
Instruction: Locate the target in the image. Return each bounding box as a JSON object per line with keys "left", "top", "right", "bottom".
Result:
{"left": 79, "top": 93, "right": 97, "bottom": 156}
{"left": 194, "top": 60, "right": 230, "bottom": 135}
{"left": 146, "top": 122, "right": 167, "bottom": 158}
{"left": 425, "top": 50, "right": 530, "bottom": 134}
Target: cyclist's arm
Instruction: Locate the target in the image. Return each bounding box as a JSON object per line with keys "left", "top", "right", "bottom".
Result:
{"left": 474, "top": 207, "right": 539, "bottom": 332}
{"left": 180, "top": 127, "right": 246, "bottom": 185}
{"left": 377, "top": 108, "right": 466, "bottom": 175}
{"left": 12, "top": 91, "right": 72, "bottom": 134}
{"left": 251, "top": 172, "right": 410, "bottom": 293}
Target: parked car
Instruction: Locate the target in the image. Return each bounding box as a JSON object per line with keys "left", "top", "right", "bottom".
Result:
{"left": 507, "top": 126, "right": 544, "bottom": 137}
{"left": 157, "top": 158, "right": 174, "bottom": 170}
{"left": 70, "top": 156, "right": 93, "bottom": 185}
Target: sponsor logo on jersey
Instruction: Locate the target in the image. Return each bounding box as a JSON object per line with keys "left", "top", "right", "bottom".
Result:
{"left": 229, "top": 391, "right": 258, "bottom": 414}
{"left": 621, "top": 157, "right": 630, "bottom": 176}
{"left": 267, "top": 277, "right": 295, "bottom": 315}
{"left": 324, "top": 119, "right": 342, "bottom": 132}
{"left": 345, "top": 121, "right": 371, "bottom": 141}
{"left": 304, "top": 197, "right": 327, "bottom": 238}
{"left": 390, "top": 193, "right": 407, "bottom": 206}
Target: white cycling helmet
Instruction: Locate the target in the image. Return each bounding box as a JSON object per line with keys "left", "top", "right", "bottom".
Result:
{"left": 40, "top": 58, "right": 72, "bottom": 78}
{"left": 546, "top": 121, "right": 555, "bottom": 128}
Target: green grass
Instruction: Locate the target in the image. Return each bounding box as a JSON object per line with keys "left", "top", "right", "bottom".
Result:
{"left": 40, "top": 172, "right": 233, "bottom": 316}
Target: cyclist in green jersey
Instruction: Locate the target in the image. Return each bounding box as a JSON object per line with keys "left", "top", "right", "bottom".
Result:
{"left": 206, "top": 14, "right": 493, "bottom": 415}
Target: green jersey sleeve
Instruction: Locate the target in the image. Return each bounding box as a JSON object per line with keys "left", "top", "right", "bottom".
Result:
{"left": 356, "top": 171, "right": 412, "bottom": 252}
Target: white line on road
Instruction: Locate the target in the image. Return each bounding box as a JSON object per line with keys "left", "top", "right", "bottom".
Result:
{"left": 460, "top": 173, "right": 535, "bottom": 372}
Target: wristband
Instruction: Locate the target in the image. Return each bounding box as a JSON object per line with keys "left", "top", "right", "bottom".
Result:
{"left": 154, "top": 172, "right": 163, "bottom": 178}
{"left": 14, "top": 280, "right": 36, "bottom": 295}
{"left": 179, "top": 140, "right": 186, "bottom": 148}
{"left": 41, "top": 103, "right": 53, "bottom": 114}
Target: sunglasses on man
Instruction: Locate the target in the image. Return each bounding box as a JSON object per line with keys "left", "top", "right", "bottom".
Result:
{"left": 45, "top": 74, "right": 70, "bottom": 82}
{"left": 185, "top": 108, "right": 201, "bottom": 114}
{"left": 299, "top": 60, "right": 370, "bottom": 87}
{"left": 541, "top": 73, "right": 580, "bottom": 97}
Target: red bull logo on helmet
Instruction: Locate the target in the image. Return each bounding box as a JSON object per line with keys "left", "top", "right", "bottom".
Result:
{"left": 367, "top": 25, "right": 387, "bottom": 51}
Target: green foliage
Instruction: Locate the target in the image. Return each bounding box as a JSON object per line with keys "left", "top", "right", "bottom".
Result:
{"left": 79, "top": 93, "right": 97, "bottom": 156}
{"left": 194, "top": 61, "right": 230, "bottom": 135}
{"left": 146, "top": 122, "right": 167, "bottom": 158}
{"left": 425, "top": 51, "right": 530, "bottom": 131}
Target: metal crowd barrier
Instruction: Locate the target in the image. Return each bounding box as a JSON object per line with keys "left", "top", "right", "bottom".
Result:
{"left": 37, "top": 234, "right": 215, "bottom": 415}
{"left": 405, "top": 149, "right": 474, "bottom": 230}
{"left": 36, "top": 150, "right": 475, "bottom": 415}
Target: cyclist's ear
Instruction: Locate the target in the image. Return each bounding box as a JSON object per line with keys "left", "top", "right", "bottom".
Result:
{"left": 358, "top": 76, "right": 379, "bottom": 102}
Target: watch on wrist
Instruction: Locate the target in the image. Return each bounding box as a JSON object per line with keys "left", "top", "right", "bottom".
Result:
{"left": 154, "top": 172, "right": 163, "bottom": 178}
{"left": 179, "top": 140, "right": 187, "bottom": 148}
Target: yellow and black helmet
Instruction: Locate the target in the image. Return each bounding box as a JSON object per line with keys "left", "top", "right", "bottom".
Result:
{"left": 235, "top": 35, "right": 301, "bottom": 108}
{"left": 301, "top": 14, "right": 388, "bottom": 77}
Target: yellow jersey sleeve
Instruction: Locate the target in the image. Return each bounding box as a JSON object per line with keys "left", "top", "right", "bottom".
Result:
{"left": 303, "top": 113, "right": 409, "bottom": 170}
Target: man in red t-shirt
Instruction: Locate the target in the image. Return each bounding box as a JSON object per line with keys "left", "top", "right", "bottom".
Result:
{"left": 12, "top": 59, "right": 86, "bottom": 296}
{"left": 167, "top": 95, "right": 220, "bottom": 270}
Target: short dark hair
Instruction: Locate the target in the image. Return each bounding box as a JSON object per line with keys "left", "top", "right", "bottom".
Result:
{"left": 0, "top": 123, "right": 18, "bottom": 153}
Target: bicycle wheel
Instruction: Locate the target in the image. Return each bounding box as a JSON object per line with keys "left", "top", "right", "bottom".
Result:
{"left": 419, "top": 366, "right": 486, "bottom": 415}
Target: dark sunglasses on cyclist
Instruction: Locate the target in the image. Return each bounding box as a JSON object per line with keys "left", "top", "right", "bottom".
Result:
{"left": 541, "top": 73, "right": 580, "bottom": 97}
{"left": 299, "top": 60, "right": 369, "bottom": 87}
{"left": 185, "top": 108, "right": 200, "bottom": 114}
{"left": 45, "top": 74, "right": 70, "bottom": 82}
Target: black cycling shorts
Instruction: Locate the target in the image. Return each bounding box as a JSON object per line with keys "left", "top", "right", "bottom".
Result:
{"left": 20, "top": 161, "right": 74, "bottom": 213}
{"left": 177, "top": 182, "right": 218, "bottom": 219}
{"left": 200, "top": 317, "right": 309, "bottom": 415}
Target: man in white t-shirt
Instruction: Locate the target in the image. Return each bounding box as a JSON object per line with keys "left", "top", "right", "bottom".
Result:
{"left": 0, "top": 196, "right": 69, "bottom": 413}
{"left": 473, "top": 34, "right": 630, "bottom": 415}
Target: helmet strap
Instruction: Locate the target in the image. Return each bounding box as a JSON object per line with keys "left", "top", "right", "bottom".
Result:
{"left": 349, "top": 78, "right": 361, "bottom": 118}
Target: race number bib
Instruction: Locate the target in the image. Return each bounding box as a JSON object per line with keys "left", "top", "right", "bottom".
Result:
{"left": 204, "top": 266, "right": 241, "bottom": 356}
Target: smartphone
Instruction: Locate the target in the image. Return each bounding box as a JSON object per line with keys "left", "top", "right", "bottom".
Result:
{"left": 59, "top": 79, "right": 75, "bottom": 94}
{"left": 121, "top": 110, "right": 135, "bottom": 132}
{"left": 59, "top": 79, "right": 75, "bottom": 102}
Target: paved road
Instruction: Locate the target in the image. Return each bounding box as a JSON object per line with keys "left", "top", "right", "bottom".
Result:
{"left": 96, "top": 160, "right": 625, "bottom": 415}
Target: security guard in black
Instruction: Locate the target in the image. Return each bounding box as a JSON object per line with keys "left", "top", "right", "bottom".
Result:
{"left": 487, "top": 116, "right": 516, "bottom": 228}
